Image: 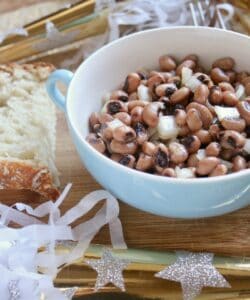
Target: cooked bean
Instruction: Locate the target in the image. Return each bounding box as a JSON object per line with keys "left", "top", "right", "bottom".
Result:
{"left": 205, "top": 100, "right": 216, "bottom": 116}
{"left": 134, "top": 122, "right": 148, "bottom": 144}
{"left": 167, "top": 76, "right": 181, "bottom": 88}
{"left": 236, "top": 71, "right": 249, "bottom": 83}
{"left": 181, "top": 135, "right": 201, "bottom": 154}
{"left": 147, "top": 74, "right": 165, "bottom": 91}
{"left": 209, "top": 124, "right": 221, "bottom": 140}
{"left": 205, "top": 142, "right": 221, "bottom": 157}
{"left": 226, "top": 70, "right": 236, "bottom": 83}
{"left": 182, "top": 54, "right": 198, "bottom": 63}
{"left": 142, "top": 102, "right": 163, "bottom": 127}
{"left": 123, "top": 73, "right": 141, "bottom": 93}
{"left": 100, "top": 123, "right": 113, "bottom": 140}
{"left": 196, "top": 157, "right": 220, "bottom": 175}
{"left": 128, "top": 100, "right": 147, "bottom": 111}
{"left": 142, "top": 141, "right": 156, "bottom": 156}
{"left": 232, "top": 155, "right": 246, "bottom": 172}
{"left": 175, "top": 109, "right": 187, "bottom": 126}
{"left": 220, "top": 130, "right": 246, "bottom": 150}
{"left": 162, "top": 168, "right": 176, "bottom": 177}
{"left": 113, "top": 125, "right": 136, "bottom": 142}
{"left": 130, "top": 106, "right": 144, "bottom": 124}
{"left": 220, "top": 148, "right": 238, "bottom": 160}
{"left": 187, "top": 153, "right": 200, "bottom": 168}
{"left": 110, "top": 139, "right": 137, "bottom": 154}
{"left": 86, "top": 133, "right": 106, "bottom": 153}
{"left": 170, "top": 87, "right": 190, "bottom": 104}
{"left": 209, "top": 86, "right": 223, "bottom": 105}
{"left": 187, "top": 102, "right": 213, "bottom": 129}
{"left": 159, "top": 55, "right": 176, "bottom": 71}
{"left": 155, "top": 83, "right": 177, "bottom": 97}
{"left": 196, "top": 73, "right": 211, "bottom": 85}
{"left": 178, "top": 125, "right": 190, "bottom": 137}
{"left": 107, "top": 100, "right": 128, "bottom": 115}
{"left": 193, "top": 84, "right": 209, "bottom": 105}
{"left": 110, "top": 90, "right": 129, "bottom": 102}
{"left": 128, "top": 92, "right": 138, "bottom": 101}
{"left": 212, "top": 57, "right": 235, "bottom": 71}
{"left": 111, "top": 153, "right": 123, "bottom": 162}
{"left": 221, "top": 117, "right": 246, "bottom": 132}
{"left": 136, "top": 153, "right": 154, "bottom": 171}
{"left": 222, "top": 91, "right": 238, "bottom": 106}
{"left": 114, "top": 112, "right": 131, "bottom": 126}
{"left": 99, "top": 113, "right": 114, "bottom": 124}
{"left": 154, "top": 144, "right": 170, "bottom": 171}
{"left": 169, "top": 142, "right": 188, "bottom": 164}
{"left": 242, "top": 76, "right": 250, "bottom": 86}
{"left": 210, "top": 68, "right": 230, "bottom": 84}
{"left": 119, "top": 154, "right": 136, "bottom": 168}
{"left": 186, "top": 108, "right": 203, "bottom": 132}
{"left": 245, "top": 83, "right": 250, "bottom": 96}
{"left": 209, "top": 164, "right": 228, "bottom": 177}
{"left": 89, "top": 112, "right": 100, "bottom": 129}
{"left": 194, "top": 129, "right": 212, "bottom": 145}
{"left": 219, "top": 82, "right": 235, "bottom": 92}
{"left": 237, "top": 101, "right": 250, "bottom": 125}
{"left": 176, "top": 60, "right": 196, "bottom": 76}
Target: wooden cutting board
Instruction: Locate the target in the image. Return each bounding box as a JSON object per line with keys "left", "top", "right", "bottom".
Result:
{"left": 2, "top": 110, "right": 249, "bottom": 257}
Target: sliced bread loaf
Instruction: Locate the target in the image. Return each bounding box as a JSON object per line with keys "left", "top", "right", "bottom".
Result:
{"left": 0, "top": 63, "right": 59, "bottom": 199}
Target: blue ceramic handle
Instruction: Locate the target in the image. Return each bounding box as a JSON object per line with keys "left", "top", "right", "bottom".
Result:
{"left": 46, "top": 69, "right": 73, "bottom": 112}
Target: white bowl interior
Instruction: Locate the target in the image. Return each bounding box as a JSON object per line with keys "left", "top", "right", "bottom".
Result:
{"left": 67, "top": 27, "right": 250, "bottom": 140}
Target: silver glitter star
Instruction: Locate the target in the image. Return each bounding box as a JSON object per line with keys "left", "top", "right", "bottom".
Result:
{"left": 85, "top": 249, "right": 130, "bottom": 292}
{"left": 8, "top": 280, "right": 20, "bottom": 300}
{"left": 62, "top": 287, "right": 78, "bottom": 299}
{"left": 155, "top": 251, "right": 230, "bottom": 300}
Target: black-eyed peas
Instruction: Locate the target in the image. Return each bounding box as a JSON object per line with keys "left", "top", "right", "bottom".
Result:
{"left": 210, "top": 68, "right": 230, "bottom": 84}
{"left": 86, "top": 54, "right": 250, "bottom": 178}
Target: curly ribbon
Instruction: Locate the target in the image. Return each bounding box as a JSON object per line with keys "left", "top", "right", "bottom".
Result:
{"left": 0, "top": 184, "right": 126, "bottom": 299}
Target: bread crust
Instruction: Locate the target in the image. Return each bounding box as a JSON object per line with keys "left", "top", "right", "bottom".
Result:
{"left": 0, "top": 160, "right": 59, "bottom": 200}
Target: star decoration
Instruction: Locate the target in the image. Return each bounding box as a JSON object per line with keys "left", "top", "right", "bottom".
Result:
{"left": 62, "top": 287, "right": 78, "bottom": 299}
{"left": 8, "top": 280, "right": 20, "bottom": 300}
{"left": 85, "top": 249, "right": 130, "bottom": 292}
{"left": 155, "top": 251, "right": 230, "bottom": 300}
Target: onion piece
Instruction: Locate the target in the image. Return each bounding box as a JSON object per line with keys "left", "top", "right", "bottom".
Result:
{"left": 235, "top": 84, "right": 245, "bottom": 100}
{"left": 137, "top": 84, "right": 152, "bottom": 102}
{"left": 157, "top": 116, "right": 180, "bottom": 140}
{"left": 185, "top": 76, "right": 202, "bottom": 92}
{"left": 196, "top": 149, "right": 206, "bottom": 160}
{"left": 181, "top": 67, "right": 193, "bottom": 85}
{"left": 175, "top": 167, "right": 196, "bottom": 178}
{"left": 214, "top": 106, "right": 240, "bottom": 121}
{"left": 107, "top": 118, "right": 124, "bottom": 130}
{"left": 243, "top": 138, "right": 250, "bottom": 154}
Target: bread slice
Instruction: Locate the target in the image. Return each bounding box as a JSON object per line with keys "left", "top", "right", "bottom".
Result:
{"left": 0, "top": 63, "right": 59, "bottom": 200}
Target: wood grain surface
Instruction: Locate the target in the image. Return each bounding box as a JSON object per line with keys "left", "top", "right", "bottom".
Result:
{"left": 0, "top": 0, "right": 249, "bottom": 258}
{"left": 3, "top": 111, "right": 249, "bottom": 257}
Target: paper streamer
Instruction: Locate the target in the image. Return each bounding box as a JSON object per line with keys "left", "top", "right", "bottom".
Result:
{"left": 0, "top": 184, "right": 126, "bottom": 299}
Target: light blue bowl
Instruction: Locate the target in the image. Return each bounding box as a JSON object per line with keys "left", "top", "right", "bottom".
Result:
{"left": 47, "top": 27, "right": 250, "bottom": 218}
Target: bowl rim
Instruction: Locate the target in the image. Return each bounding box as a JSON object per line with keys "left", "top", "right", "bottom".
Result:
{"left": 67, "top": 26, "right": 250, "bottom": 185}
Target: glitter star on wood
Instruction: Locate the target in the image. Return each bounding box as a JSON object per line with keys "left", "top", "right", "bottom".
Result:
{"left": 155, "top": 251, "right": 230, "bottom": 300}
{"left": 85, "top": 249, "right": 130, "bottom": 292}
{"left": 62, "top": 287, "right": 77, "bottom": 299}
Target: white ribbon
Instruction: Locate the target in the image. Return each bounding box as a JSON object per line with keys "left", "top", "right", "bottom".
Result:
{"left": 0, "top": 184, "right": 126, "bottom": 299}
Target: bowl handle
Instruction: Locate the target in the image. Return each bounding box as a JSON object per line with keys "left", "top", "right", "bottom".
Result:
{"left": 46, "top": 69, "right": 73, "bottom": 112}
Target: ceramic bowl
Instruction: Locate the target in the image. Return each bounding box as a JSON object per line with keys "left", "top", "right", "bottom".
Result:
{"left": 47, "top": 26, "right": 250, "bottom": 218}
